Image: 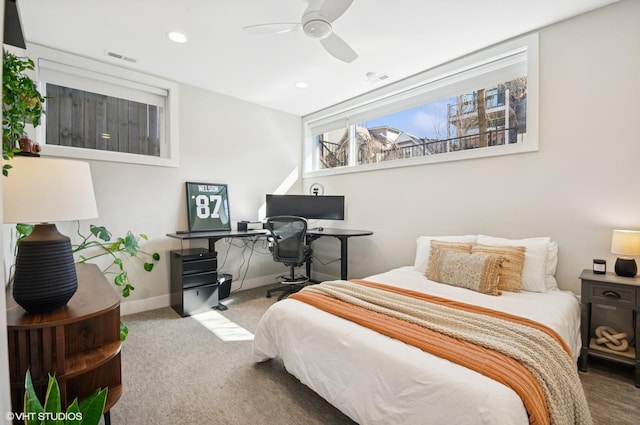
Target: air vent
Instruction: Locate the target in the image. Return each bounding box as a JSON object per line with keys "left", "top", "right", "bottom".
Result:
{"left": 105, "top": 50, "right": 138, "bottom": 63}
{"left": 365, "top": 72, "right": 391, "bottom": 84}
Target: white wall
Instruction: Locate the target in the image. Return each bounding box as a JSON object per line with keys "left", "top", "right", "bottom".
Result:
{"left": 302, "top": 0, "right": 640, "bottom": 295}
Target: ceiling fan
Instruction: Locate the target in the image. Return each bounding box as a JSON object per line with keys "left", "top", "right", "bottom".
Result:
{"left": 243, "top": 0, "right": 358, "bottom": 63}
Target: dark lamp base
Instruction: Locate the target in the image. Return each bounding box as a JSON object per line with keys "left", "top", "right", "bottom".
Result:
{"left": 12, "top": 224, "right": 78, "bottom": 313}
{"left": 614, "top": 257, "right": 637, "bottom": 278}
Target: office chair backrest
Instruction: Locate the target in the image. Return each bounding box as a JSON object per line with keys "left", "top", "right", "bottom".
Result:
{"left": 265, "top": 216, "right": 308, "bottom": 264}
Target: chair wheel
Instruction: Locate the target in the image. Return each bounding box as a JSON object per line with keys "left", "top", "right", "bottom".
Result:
{"left": 266, "top": 293, "right": 272, "bottom": 298}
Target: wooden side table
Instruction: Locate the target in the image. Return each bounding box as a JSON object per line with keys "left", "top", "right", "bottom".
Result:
{"left": 578, "top": 269, "right": 640, "bottom": 387}
{"left": 6, "top": 263, "right": 122, "bottom": 421}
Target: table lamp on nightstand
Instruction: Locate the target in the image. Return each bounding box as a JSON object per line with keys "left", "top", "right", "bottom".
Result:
{"left": 2, "top": 156, "right": 98, "bottom": 313}
{"left": 610, "top": 229, "right": 640, "bottom": 277}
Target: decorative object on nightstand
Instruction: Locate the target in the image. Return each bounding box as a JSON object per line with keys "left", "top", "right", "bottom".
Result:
{"left": 2, "top": 156, "right": 98, "bottom": 313}
{"left": 593, "top": 259, "right": 606, "bottom": 274}
{"left": 611, "top": 229, "right": 640, "bottom": 277}
{"left": 593, "top": 325, "right": 629, "bottom": 352}
{"left": 578, "top": 269, "right": 640, "bottom": 387}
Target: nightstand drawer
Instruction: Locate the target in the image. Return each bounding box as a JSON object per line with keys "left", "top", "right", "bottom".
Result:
{"left": 589, "top": 283, "right": 636, "bottom": 308}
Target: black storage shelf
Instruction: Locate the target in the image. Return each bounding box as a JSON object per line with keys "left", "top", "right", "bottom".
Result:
{"left": 170, "top": 248, "right": 219, "bottom": 317}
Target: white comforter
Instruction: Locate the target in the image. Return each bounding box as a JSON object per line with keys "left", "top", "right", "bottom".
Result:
{"left": 252, "top": 266, "right": 582, "bottom": 425}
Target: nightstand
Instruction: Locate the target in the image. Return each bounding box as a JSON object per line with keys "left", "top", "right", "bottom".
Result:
{"left": 579, "top": 269, "right": 640, "bottom": 387}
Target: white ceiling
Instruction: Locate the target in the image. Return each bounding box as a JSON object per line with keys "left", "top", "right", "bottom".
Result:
{"left": 17, "top": 0, "right": 618, "bottom": 117}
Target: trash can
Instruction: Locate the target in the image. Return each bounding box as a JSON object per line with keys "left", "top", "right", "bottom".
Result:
{"left": 218, "top": 273, "right": 232, "bottom": 300}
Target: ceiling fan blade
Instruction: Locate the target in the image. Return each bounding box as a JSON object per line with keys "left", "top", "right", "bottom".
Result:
{"left": 319, "top": 0, "right": 353, "bottom": 22}
{"left": 243, "top": 23, "right": 301, "bottom": 35}
{"left": 320, "top": 32, "right": 357, "bottom": 63}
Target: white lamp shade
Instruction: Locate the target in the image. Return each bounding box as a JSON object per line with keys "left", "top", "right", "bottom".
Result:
{"left": 2, "top": 156, "right": 98, "bottom": 224}
{"left": 611, "top": 229, "right": 640, "bottom": 257}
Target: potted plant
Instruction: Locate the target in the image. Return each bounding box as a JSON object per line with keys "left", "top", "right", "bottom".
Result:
{"left": 22, "top": 370, "right": 107, "bottom": 425}
{"left": 2, "top": 50, "right": 46, "bottom": 176}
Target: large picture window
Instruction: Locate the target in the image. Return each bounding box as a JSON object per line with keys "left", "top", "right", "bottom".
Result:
{"left": 303, "top": 34, "right": 538, "bottom": 176}
{"left": 30, "top": 44, "right": 179, "bottom": 167}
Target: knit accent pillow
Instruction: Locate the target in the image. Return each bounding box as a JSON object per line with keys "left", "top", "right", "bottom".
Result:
{"left": 425, "top": 241, "right": 473, "bottom": 281}
{"left": 430, "top": 250, "right": 503, "bottom": 296}
{"left": 472, "top": 244, "right": 525, "bottom": 292}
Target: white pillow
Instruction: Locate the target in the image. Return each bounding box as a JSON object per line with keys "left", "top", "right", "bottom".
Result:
{"left": 476, "top": 235, "right": 551, "bottom": 292}
{"left": 414, "top": 235, "right": 477, "bottom": 273}
{"left": 545, "top": 241, "right": 559, "bottom": 289}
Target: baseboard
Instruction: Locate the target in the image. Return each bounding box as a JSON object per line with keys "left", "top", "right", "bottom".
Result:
{"left": 121, "top": 294, "right": 170, "bottom": 316}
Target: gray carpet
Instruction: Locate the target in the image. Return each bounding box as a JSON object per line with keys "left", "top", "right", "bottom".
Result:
{"left": 110, "top": 285, "right": 640, "bottom": 425}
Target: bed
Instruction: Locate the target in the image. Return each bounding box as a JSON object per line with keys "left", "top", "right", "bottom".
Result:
{"left": 252, "top": 235, "right": 591, "bottom": 425}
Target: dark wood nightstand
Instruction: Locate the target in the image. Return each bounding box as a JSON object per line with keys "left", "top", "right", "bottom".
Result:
{"left": 579, "top": 269, "right": 640, "bottom": 387}
{"left": 6, "top": 263, "right": 122, "bottom": 422}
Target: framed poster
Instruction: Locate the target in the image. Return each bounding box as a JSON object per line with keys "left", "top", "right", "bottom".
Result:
{"left": 185, "top": 182, "right": 231, "bottom": 232}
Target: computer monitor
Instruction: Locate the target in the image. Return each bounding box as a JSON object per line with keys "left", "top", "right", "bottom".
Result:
{"left": 185, "top": 182, "right": 231, "bottom": 232}
{"left": 265, "top": 194, "right": 345, "bottom": 220}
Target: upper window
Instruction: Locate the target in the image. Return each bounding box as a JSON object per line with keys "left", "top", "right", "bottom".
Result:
{"left": 303, "top": 34, "right": 538, "bottom": 176}
{"left": 30, "top": 44, "right": 179, "bottom": 167}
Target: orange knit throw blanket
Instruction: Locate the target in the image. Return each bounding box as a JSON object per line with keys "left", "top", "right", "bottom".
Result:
{"left": 290, "top": 280, "right": 591, "bottom": 425}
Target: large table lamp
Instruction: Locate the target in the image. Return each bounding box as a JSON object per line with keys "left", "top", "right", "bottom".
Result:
{"left": 2, "top": 156, "right": 98, "bottom": 313}
{"left": 611, "top": 229, "right": 640, "bottom": 277}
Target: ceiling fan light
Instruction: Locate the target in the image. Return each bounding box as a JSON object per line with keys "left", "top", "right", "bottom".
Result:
{"left": 303, "top": 19, "right": 332, "bottom": 39}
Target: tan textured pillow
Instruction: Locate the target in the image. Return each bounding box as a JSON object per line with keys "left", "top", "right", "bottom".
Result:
{"left": 472, "top": 244, "right": 526, "bottom": 292}
{"left": 430, "top": 250, "right": 503, "bottom": 296}
{"left": 425, "top": 241, "right": 473, "bottom": 281}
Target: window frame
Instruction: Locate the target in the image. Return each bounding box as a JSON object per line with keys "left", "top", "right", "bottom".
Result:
{"left": 302, "top": 33, "right": 538, "bottom": 177}
{"left": 29, "top": 44, "right": 180, "bottom": 167}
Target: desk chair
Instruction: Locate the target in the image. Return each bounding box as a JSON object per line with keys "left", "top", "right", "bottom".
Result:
{"left": 265, "top": 216, "right": 313, "bottom": 301}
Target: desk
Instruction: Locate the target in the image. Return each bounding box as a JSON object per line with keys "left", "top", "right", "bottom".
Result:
{"left": 305, "top": 228, "right": 373, "bottom": 281}
{"left": 167, "top": 227, "right": 373, "bottom": 282}
{"left": 167, "top": 229, "right": 267, "bottom": 252}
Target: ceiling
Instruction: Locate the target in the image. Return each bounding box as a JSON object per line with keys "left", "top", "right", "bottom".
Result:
{"left": 17, "top": 0, "right": 618, "bottom": 117}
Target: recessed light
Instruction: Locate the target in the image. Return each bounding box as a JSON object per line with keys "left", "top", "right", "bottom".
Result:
{"left": 167, "top": 31, "right": 188, "bottom": 44}
{"left": 295, "top": 81, "right": 309, "bottom": 89}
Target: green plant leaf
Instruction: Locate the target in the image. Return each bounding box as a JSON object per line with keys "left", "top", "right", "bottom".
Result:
{"left": 43, "top": 374, "right": 63, "bottom": 425}
{"left": 143, "top": 262, "right": 154, "bottom": 272}
{"left": 24, "top": 370, "right": 44, "bottom": 424}
{"left": 16, "top": 223, "right": 34, "bottom": 235}
{"left": 77, "top": 388, "right": 108, "bottom": 425}
{"left": 120, "top": 323, "right": 129, "bottom": 341}
{"left": 89, "top": 225, "right": 111, "bottom": 242}
{"left": 140, "top": 233, "right": 149, "bottom": 240}
{"left": 64, "top": 400, "right": 81, "bottom": 425}
{"left": 152, "top": 252, "right": 161, "bottom": 261}
{"left": 113, "top": 257, "right": 123, "bottom": 270}
{"left": 107, "top": 240, "right": 122, "bottom": 252}
{"left": 122, "top": 231, "right": 139, "bottom": 255}
{"left": 114, "top": 271, "right": 127, "bottom": 286}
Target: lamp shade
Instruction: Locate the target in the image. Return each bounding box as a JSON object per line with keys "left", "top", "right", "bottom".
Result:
{"left": 3, "top": 156, "right": 98, "bottom": 224}
{"left": 2, "top": 156, "right": 98, "bottom": 313}
{"left": 611, "top": 230, "right": 640, "bottom": 257}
